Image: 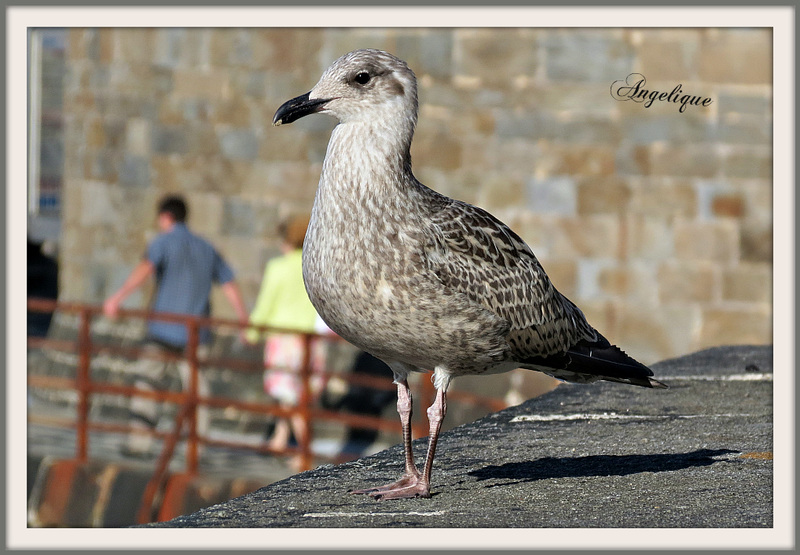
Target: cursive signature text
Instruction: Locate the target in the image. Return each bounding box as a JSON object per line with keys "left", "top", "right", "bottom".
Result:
{"left": 610, "top": 73, "right": 713, "bottom": 113}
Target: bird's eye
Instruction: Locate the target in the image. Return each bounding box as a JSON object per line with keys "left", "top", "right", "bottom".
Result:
{"left": 354, "top": 72, "right": 371, "bottom": 85}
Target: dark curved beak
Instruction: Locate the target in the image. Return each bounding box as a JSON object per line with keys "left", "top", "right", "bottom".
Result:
{"left": 273, "top": 92, "right": 330, "bottom": 126}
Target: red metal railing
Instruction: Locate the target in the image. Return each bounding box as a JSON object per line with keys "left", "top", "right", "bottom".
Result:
{"left": 26, "top": 298, "right": 508, "bottom": 523}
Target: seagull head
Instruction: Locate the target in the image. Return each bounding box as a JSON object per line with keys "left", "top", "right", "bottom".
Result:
{"left": 273, "top": 49, "right": 418, "bottom": 128}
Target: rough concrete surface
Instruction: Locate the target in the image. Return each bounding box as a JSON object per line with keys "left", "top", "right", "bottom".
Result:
{"left": 143, "top": 345, "right": 773, "bottom": 529}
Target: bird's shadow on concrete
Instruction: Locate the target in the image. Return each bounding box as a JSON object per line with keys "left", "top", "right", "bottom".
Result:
{"left": 468, "top": 448, "right": 738, "bottom": 487}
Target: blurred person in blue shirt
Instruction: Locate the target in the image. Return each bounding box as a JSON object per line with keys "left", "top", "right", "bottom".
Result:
{"left": 104, "top": 194, "right": 249, "bottom": 457}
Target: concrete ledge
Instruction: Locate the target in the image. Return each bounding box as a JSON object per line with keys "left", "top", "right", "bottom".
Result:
{"left": 143, "top": 345, "right": 773, "bottom": 528}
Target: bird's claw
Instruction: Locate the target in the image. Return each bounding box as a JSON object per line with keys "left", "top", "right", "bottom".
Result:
{"left": 350, "top": 472, "right": 430, "bottom": 500}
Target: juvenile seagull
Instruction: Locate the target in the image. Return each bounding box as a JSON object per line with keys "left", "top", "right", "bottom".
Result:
{"left": 274, "top": 49, "right": 666, "bottom": 500}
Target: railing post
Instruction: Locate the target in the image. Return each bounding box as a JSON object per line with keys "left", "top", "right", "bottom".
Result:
{"left": 414, "top": 374, "right": 438, "bottom": 439}
{"left": 185, "top": 318, "right": 200, "bottom": 474}
{"left": 75, "top": 307, "right": 92, "bottom": 462}
{"left": 298, "top": 333, "right": 313, "bottom": 470}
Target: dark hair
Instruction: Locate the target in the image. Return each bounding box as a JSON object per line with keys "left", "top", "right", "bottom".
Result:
{"left": 278, "top": 214, "right": 310, "bottom": 250}
{"left": 157, "top": 195, "right": 188, "bottom": 223}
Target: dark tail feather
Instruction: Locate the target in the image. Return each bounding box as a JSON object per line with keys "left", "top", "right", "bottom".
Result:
{"left": 520, "top": 335, "right": 668, "bottom": 389}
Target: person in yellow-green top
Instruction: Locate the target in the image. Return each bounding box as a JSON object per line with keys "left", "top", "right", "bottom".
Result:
{"left": 247, "top": 215, "right": 331, "bottom": 457}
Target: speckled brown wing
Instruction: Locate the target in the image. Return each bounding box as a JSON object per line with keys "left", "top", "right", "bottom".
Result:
{"left": 424, "top": 198, "right": 598, "bottom": 360}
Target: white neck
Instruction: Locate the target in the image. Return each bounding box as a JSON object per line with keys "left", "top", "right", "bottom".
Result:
{"left": 320, "top": 118, "right": 414, "bottom": 197}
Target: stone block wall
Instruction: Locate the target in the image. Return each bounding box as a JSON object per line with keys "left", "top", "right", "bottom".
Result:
{"left": 58, "top": 27, "right": 772, "bottom": 365}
